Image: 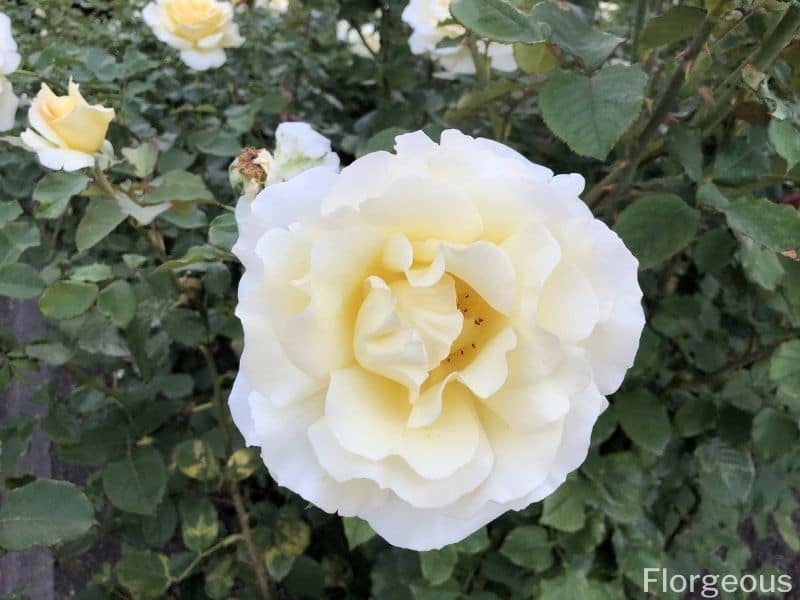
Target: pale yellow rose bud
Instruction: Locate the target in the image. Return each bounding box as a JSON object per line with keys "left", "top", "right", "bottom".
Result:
{"left": 21, "top": 79, "right": 114, "bottom": 171}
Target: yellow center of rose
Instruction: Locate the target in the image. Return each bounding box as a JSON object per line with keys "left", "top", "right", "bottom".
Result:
{"left": 432, "top": 280, "right": 498, "bottom": 375}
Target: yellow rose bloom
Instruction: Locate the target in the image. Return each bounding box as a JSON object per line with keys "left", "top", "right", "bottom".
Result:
{"left": 21, "top": 79, "right": 114, "bottom": 171}
{"left": 142, "top": 0, "right": 244, "bottom": 71}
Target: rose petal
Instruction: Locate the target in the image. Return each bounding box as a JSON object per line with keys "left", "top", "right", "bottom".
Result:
{"left": 537, "top": 261, "right": 600, "bottom": 342}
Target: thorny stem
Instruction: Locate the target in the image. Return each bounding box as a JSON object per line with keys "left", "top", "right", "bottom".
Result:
{"left": 199, "top": 344, "right": 273, "bottom": 600}
{"left": 62, "top": 363, "right": 133, "bottom": 424}
{"left": 584, "top": 160, "right": 629, "bottom": 207}
{"left": 609, "top": 4, "right": 724, "bottom": 207}
{"left": 696, "top": 1, "right": 800, "bottom": 133}
{"left": 93, "top": 164, "right": 117, "bottom": 200}
{"left": 466, "top": 35, "right": 504, "bottom": 140}
{"left": 630, "top": 0, "right": 648, "bottom": 61}
{"left": 173, "top": 534, "right": 243, "bottom": 583}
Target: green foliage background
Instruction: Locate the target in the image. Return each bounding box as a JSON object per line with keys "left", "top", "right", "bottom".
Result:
{"left": 1, "top": 0, "right": 800, "bottom": 598}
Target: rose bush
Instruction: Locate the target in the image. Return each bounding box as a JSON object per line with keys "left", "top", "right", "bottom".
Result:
{"left": 231, "top": 128, "right": 644, "bottom": 549}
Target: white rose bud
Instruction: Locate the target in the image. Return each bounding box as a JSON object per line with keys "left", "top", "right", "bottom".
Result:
{"left": 229, "top": 129, "right": 645, "bottom": 550}
{"left": 266, "top": 121, "right": 339, "bottom": 186}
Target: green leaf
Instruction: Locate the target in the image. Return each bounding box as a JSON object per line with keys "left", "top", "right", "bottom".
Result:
{"left": 208, "top": 213, "right": 237, "bottom": 251}
{"left": 693, "top": 227, "right": 736, "bottom": 273}
{"left": 159, "top": 204, "right": 208, "bottom": 229}
{"left": 142, "top": 170, "right": 213, "bottom": 204}
{"left": 97, "top": 280, "right": 137, "bottom": 327}
{"left": 723, "top": 198, "right": 800, "bottom": 253}
{"left": 0, "top": 221, "right": 41, "bottom": 266}
{"left": 450, "top": 0, "right": 550, "bottom": 44}
{"left": 775, "top": 499, "right": 800, "bottom": 552}
{"left": 539, "top": 65, "right": 647, "bottom": 160}
{"left": 613, "top": 193, "right": 699, "bottom": 269}
{"left": 531, "top": 2, "right": 624, "bottom": 68}
{"left": 613, "top": 388, "right": 671, "bottom": 454}
{"left": 768, "top": 118, "right": 800, "bottom": 171}
{"left": 752, "top": 408, "right": 798, "bottom": 460}
{"left": 540, "top": 569, "right": 618, "bottom": 600}
{"left": 665, "top": 125, "right": 703, "bottom": 182}
{"left": 122, "top": 141, "right": 159, "bottom": 178}
{"left": 38, "top": 281, "right": 98, "bottom": 320}
{"left": 173, "top": 439, "right": 220, "bottom": 481}
{"left": 359, "top": 128, "right": 406, "bottom": 157}
{"left": 163, "top": 308, "right": 207, "bottom": 346}
{"left": 674, "top": 396, "right": 716, "bottom": 437}
{"left": 419, "top": 546, "right": 458, "bottom": 585}
{"left": 0, "top": 200, "right": 22, "bottom": 226}
{"left": 114, "top": 192, "right": 172, "bottom": 225}
{"left": 33, "top": 172, "right": 90, "bottom": 219}
{"left": 500, "top": 525, "right": 553, "bottom": 571}
{"left": 25, "top": 342, "right": 71, "bottom": 366}
{"left": 189, "top": 129, "right": 242, "bottom": 157}
{"left": 76, "top": 198, "right": 126, "bottom": 253}
{"left": 770, "top": 340, "right": 800, "bottom": 400}
{"left": 0, "top": 263, "right": 45, "bottom": 299}
{"left": 70, "top": 263, "right": 113, "bottom": 283}
{"left": 540, "top": 478, "right": 585, "bottom": 532}
{"left": 41, "top": 405, "right": 80, "bottom": 443}
{"left": 696, "top": 439, "right": 754, "bottom": 504}
{"left": 583, "top": 453, "right": 646, "bottom": 523}
{"left": 451, "top": 528, "right": 490, "bottom": 554}
{"left": 225, "top": 447, "right": 260, "bottom": 481}
{"left": 273, "top": 514, "right": 311, "bottom": 557}
{"left": 343, "top": 517, "right": 376, "bottom": 550}
{"left": 179, "top": 496, "right": 219, "bottom": 552}
{"left": 713, "top": 129, "right": 770, "bottom": 184}
{"left": 102, "top": 446, "right": 167, "bottom": 515}
{"left": 639, "top": 6, "right": 707, "bottom": 50}
{"left": 738, "top": 237, "right": 784, "bottom": 291}
{"left": 205, "top": 555, "right": 236, "bottom": 599}
{"left": 142, "top": 501, "right": 178, "bottom": 548}
{"left": 513, "top": 42, "right": 559, "bottom": 75}
{"left": 0, "top": 479, "right": 94, "bottom": 551}
{"left": 117, "top": 550, "right": 172, "bottom": 598}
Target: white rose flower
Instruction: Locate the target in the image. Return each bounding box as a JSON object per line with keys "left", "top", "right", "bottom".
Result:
{"left": 142, "top": 0, "right": 245, "bottom": 71}
{"left": 230, "top": 128, "right": 644, "bottom": 550}
{"left": 265, "top": 121, "right": 340, "bottom": 186}
{"left": 21, "top": 79, "right": 115, "bottom": 172}
{"left": 0, "top": 77, "right": 17, "bottom": 131}
{"left": 231, "top": 122, "right": 339, "bottom": 204}
{"left": 0, "top": 12, "right": 21, "bottom": 76}
{"left": 337, "top": 19, "right": 381, "bottom": 59}
{"left": 255, "top": 0, "right": 289, "bottom": 16}
{"left": 401, "top": 0, "right": 516, "bottom": 75}
{"left": 0, "top": 12, "right": 20, "bottom": 132}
